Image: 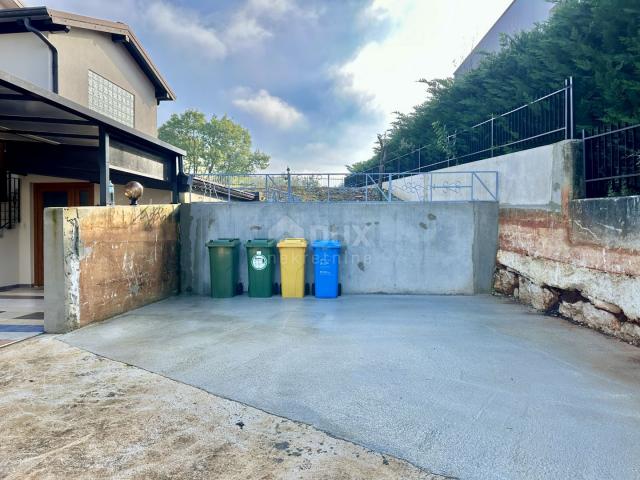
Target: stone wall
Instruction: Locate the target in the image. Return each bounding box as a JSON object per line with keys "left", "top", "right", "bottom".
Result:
{"left": 44, "top": 205, "right": 179, "bottom": 333}
{"left": 427, "top": 138, "right": 640, "bottom": 344}
{"left": 493, "top": 167, "right": 640, "bottom": 344}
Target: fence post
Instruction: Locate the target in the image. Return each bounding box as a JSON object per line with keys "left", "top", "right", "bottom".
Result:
{"left": 581, "top": 129, "right": 586, "bottom": 197}
{"left": 227, "top": 175, "right": 231, "bottom": 202}
{"left": 418, "top": 147, "right": 421, "bottom": 172}
{"left": 264, "top": 175, "right": 268, "bottom": 202}
{"left": 564, "top": 78, "right": 569, "bottom": 140}
{"left": 429, "top": 174, "right": 433, "bottom": 202}
{"left": 387, "top": 173, "right": 392, "bottom": 202}
{"left": 327, "top": 174, "right": 330, "bottom": 202}
{"left": 365, "top": 174, "right": 368, "bottom": 203}
{"left": 287, "top": 167, "right": 292, "bottom": 202}
{"left": 471, "top": 173, "right": 475, "bottom": 201}
{"left": 490, "top": 117, "right": 495, "bottom": 157}
{"left": 569, "top": 76, "right": 574, "bottom": 139}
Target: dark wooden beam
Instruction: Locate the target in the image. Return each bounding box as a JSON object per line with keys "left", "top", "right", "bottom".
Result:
{"left": 0, "top": 129, "right": 98, "bottom": 140}
{"left": 0, "top": 94, "right": 30, "bottom": 100}
{"left": 0, "top": 115, "right": 92, "bottom": 125}
{"left": 171, "top": 155, "right": 179, "bottom": 204}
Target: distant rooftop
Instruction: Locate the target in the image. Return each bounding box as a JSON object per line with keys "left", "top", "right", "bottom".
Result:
{"left": 454, "top": 0, "right": 554, "bottom": 77}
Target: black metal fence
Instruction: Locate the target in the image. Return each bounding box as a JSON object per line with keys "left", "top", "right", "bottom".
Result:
{"left": 444, "top": 80, "right": 572, "bottom": 167}
{"left": 352, "top": 79, "right": 574, "bottom": 179}
{"left": 583, "top": 123, "right": 640, "bottom": 198}
{"left": 1, "top": 171, "right": 20, "bottom": 230}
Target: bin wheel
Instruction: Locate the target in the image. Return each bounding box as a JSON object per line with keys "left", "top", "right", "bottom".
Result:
{"left": 236, "top": 282, "right": 244, "bottom": 295}
{"left": 305, "top": 283, "right": 310, "bottom": 296}
{"left": 311, "top": 283, "right": 315, "bottom": 296}
{"left": 338, "top": 283, "right": 342, "bottom": 297}
{"left": 273, "top": 283, "right": 280, "bottom": 295}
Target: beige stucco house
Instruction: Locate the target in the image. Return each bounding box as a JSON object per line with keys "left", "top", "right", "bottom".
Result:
{"left": 0, "top": 4, "right": 186, "bottom": 288}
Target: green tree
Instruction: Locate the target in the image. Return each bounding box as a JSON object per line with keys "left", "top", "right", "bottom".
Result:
{"left": 350, "top": 0, "right": 640, "bottom": 173}
{"left": 159, "top": 109, "right": 270, "bottom": 175}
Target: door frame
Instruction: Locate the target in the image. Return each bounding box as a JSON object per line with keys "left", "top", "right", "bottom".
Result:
{"left": 33, "top": 182, "right": 95, "bottom": 286}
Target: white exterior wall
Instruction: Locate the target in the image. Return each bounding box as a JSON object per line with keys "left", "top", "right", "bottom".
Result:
{"left": 0, "top": 174, "right": 90, "bottom": 288}
{"left": 0, "top": 226, "right": 19, "bottom": 287}
{"left": 0, "top": 32, "right": 52, "bottom": 89}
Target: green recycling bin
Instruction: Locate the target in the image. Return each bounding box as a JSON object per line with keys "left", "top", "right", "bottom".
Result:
{"left": 206, "top": 238, "right": 241, "bottom": 298}
{"left": 246, "top": 239, "right": 277, "bottom": 297}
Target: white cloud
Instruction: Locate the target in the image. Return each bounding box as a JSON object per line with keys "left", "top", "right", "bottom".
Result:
{"left": 335, "top": 0, "right": 512, "bottom": 123}
{"left": 233, "top": 89, "right": 304, "bottom": 130}
{"left": 147, "top": 2, "right": 227, "bottom": 60}
{"left": 224, "top": 14, "right": 272, "bottom": 47}
{"left": 266, "top": 117, "right": 379, "bottom": 173}
{"left": 224, "top": 0, "right": 319, "bottom": 50}
{"left": 245, "top": 0, "right": 295, "bottom": 18}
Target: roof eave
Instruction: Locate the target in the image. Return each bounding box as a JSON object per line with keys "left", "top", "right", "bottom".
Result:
{"left": 0, "top": 7, "right": 176, "bottom": 102}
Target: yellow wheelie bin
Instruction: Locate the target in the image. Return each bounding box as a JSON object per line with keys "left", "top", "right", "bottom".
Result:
{"left": 277, "top": 238, "right": 308, "bottom": 298}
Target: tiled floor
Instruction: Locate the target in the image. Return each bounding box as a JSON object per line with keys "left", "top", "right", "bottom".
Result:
{"left": 0, "top": 288, "right": 44, "bottom": 347}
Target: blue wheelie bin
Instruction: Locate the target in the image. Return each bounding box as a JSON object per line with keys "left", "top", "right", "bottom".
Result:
{"left": 311, "top": 240, "right": 341, "bottom": 298}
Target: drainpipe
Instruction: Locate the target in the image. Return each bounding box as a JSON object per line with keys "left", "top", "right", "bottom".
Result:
{"left": 21, "top": 19, "right": 59, "bottom": 94}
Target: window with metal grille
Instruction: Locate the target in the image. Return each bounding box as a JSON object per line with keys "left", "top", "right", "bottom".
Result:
{"left": 88, "top": 70, "right": 135, "bottom": 128}
{"left": 1, "top": 171, "right": 20, "bottom": 230}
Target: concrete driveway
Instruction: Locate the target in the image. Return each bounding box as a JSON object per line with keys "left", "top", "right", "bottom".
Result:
{"left": 62, "top": 295, "right": 640, "bottom": 480}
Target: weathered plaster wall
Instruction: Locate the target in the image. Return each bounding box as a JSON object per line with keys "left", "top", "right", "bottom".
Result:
{"left": 44, "top": 205, "right": 179, "bottom": 333}
{"left": 490, "top": 139, "right": 640, "bottom": 344}
{"left": 497, "top": 199, "right": 640, "bottom": 321}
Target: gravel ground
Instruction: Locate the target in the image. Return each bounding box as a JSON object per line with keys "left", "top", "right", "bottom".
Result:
{"left": 0, "top": 336, "right": 444, "bottom": 480}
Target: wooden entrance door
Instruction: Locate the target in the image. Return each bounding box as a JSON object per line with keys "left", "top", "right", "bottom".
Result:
{"left": 33, "top": 183, "right": 94, "bottom": 286}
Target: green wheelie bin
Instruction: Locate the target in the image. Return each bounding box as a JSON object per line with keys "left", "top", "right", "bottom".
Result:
{"left": 246, "top": 239, "right": 277, "bottom": 297}
{"left": 206, "top": 238, "right": 241, "bottom": 298}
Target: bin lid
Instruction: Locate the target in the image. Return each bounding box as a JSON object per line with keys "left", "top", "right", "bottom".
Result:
{"left": 206, "top": 238, "right": 240, "bottom": 247}
{"left": 277, "top": 238, "right": 308, "bottom": 248}
{"left": 311, "top": 240, "right": 341, "bottom": 249}
{"left": 246, "top": 238, "right": 276, "bottom": 248}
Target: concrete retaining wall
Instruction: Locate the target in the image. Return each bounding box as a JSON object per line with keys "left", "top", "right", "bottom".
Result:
{"left": 180, "top": 202, "right": 499, "bottom": 296}
{"left": 391, "top": 141, "right": 580, "bottom": 208}
{"left": 44, "top": 205, "right": 179, "bottom": 333}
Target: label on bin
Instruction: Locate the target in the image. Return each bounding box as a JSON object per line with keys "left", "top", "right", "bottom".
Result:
{"left": 251, "top": 253, "right": 268, "bottom": 271}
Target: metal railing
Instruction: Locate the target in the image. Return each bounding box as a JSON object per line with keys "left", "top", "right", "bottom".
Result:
{"left": 189, "top": 171, "right": 499, "bottom": 203}
{"left": 356, "top": 78, "right": 574, "bottom": 175}
{"left": 582, "top": 123, "right": 640, "bottom": 198}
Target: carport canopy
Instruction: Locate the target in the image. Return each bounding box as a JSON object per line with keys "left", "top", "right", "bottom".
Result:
{"left": 0, "top": 70, "right": 186, "bottom": 204}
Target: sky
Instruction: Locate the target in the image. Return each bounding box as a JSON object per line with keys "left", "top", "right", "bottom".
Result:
{"left": 38, "top": 0, "right": 512, "bottom": 172}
